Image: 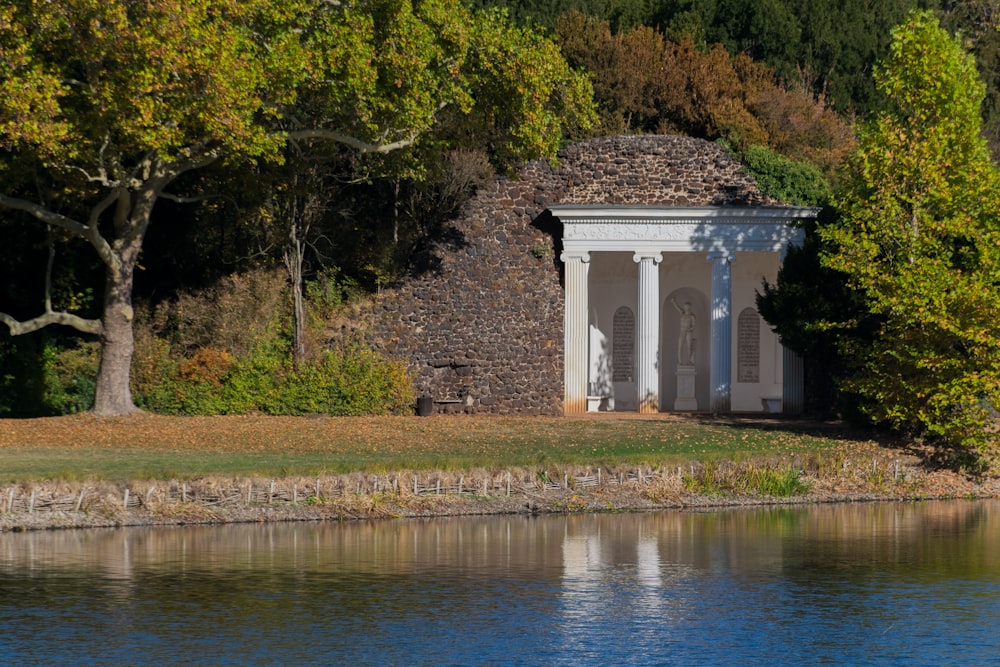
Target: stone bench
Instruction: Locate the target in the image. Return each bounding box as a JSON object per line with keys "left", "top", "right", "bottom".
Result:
{"left": 436, "top": 396, "right": 473, "bottom": 414}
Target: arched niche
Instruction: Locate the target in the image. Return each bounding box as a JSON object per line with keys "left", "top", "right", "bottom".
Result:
{"left": 661, "top": 287, "right": 709, "bottom": 411}
{"left": 612, "top": 306, "right": 635, "bottom": 384}
{"left": 737, "top": 307, "right": 761, "bottom": 384}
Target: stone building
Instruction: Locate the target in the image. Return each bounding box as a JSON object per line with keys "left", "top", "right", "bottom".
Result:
{"left": 367, "top": 135, "right": 818, "bottom": 415}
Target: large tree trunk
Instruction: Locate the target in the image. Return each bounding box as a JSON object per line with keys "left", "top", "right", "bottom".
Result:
{"left": 91, "top": 254, "right": 139, "bottom": 416}
{"left": 1, "top": 152, "right": 218, "bottom": 417}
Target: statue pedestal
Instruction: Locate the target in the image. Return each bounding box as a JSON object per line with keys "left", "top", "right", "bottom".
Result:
{"left": 674, "top": 365, "right": 698, "bottom": 411}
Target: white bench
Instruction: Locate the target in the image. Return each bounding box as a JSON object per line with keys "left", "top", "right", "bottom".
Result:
{"left": 587, "top": 396, "right": 609, "bottom": 412}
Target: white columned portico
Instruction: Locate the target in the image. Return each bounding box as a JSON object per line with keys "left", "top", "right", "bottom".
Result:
{"left": 634, "top": 252, "right": 662, "bottom": 413}
{"left": 561, "top": 250, "right": 591, "bottom": 414}
{"left": 550, "top": 205, "right": 816, "bottom": 415}
{"left": 708, "top": 251, "right": 733, "bottom": 412}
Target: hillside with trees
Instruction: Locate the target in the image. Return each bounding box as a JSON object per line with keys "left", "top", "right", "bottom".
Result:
{"left": 472, "top": 0, "right": 1000, "bottom": 151}
{"left": 3, "top": 0, "right": 1000, "bottom": 463}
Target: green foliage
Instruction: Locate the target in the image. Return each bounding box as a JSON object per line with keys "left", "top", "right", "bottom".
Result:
{"left": 134, "top": 341, "right": 414, "bottom": 417}
{"left": 475, "top": 0, "right": 929, "bottom": 114}
{"left": 655, "top": 0, "right": 924, "bottom": 114}
{"left": 939, "top": 0, "right": 1000, "bottom": 157}
{"left": 0, "top": 334, "right": 100, "bottom": 416}
{"left": 40, "top": 341, "right": 100, "bottom": 415}
{"left": 756, "top": 219, "right": 878, "bottom": 418}
{"left": 739, "top": 144, "right": 832, "bottom": 206}
{"left": 748, "top": 465, "right": 812, "bottom": 497}
{"left": 451, "top": 8, "right": 598, "bottom": 169}
{"left": 820, "top": 11, "right": 1000, "bottom": 452}
{"left": 129, "top": 267, "right": 413, "bottom": 416}
{"left": 683, "top": 460, "right": 811, "bottom": 497}
{"left": 0, "top": 0, "right": 299, "bottom": 163}
{"left": 305, "top": 268, "right": 355, "bottom": 317}
{"left": 1, "top": 0, "right": 595, "bottom": 415}
{"left": 262, "top": 346, "right": 415, "bottom": 416}
{"left": 465, "top": 0, "right": 659, "bottom": 31}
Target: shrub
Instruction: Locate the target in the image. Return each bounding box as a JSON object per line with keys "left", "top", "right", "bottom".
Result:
{"left": 261, "top": 346, "right": 415, "bottom": 416}
{"left": 40, "top": 340, "right": 100, "bottom": 415}
{"left": 179, "top": 347, "right": 236, "bottom": 386}
{"left": 155, "top": 266, "right": 289, "bottom": 357}
{"left": 0, "top": 335, "right": 45, "bottom": 416}
{"left": 133, "top": 338, "right": 413, "bottom": 416}
{"left": 740, "top": 144, "right": 831, "bottom": 207}
{"left": 130, "top": 265, "right": 414, "bottom": 416}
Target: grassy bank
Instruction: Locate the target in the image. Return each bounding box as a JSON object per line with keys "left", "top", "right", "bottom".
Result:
{"left": 1, "top": 413, "right": 877, "bottom": 482}
{"left": 3, "top": 413, "right": 998, "bottom": 532}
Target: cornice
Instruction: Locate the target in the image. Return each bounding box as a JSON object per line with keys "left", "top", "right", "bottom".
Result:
{"left": 548, "top": 204, "right": 819, "bottom": 222}
{"left": 550, "top": 205, "right": 814, "bottom": 254}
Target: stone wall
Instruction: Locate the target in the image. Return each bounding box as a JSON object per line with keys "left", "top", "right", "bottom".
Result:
{"left": 363, "top": 135, "right": 772, "bottom": 414}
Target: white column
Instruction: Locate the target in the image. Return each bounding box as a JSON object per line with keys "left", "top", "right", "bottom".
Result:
{"left": 561, "top": 251, "right": 590, "bottom": 414}
{"left": 634, "top": 252, "right": 662, "bottom": 413}
{"left": 708, "top": 251, "right": 734, "bottom": 413}
{"left": 778, "top": 245, "right": 805, "bottom": 415}
{"left": 782, "top": 346, "right": 804, "bottom": 414}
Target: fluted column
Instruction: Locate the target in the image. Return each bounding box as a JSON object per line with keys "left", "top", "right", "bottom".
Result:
{"left": 708, "top": 252, "right": 734, "bottom": 413}
{"left": 634, "top": 252, "right": 662, "bottom": 413}
{"left": 782, "top": 346, "right": 804, "bottom": 414}
{"left": 561, "top": 251, "right": 590, "bottom": 414}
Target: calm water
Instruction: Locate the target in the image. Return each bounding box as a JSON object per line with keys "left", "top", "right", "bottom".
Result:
{"left": 2, "top": 501, "right": 1000, "bottom": 666}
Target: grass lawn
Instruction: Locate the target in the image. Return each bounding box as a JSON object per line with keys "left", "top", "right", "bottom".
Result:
{"left": 0, "top": 413, "right": 889, "bottom": 483}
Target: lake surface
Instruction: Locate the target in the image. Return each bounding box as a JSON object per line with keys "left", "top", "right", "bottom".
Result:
{"left": 2, "top": 501, "right": 1000, "bottom": 666}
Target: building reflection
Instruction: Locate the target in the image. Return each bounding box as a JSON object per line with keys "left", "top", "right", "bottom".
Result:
{"left": 4, "top": 501, "right": 1000, "bottom": 664}
{"left": 2, "top": 500, "right": 999, "bottom": 594}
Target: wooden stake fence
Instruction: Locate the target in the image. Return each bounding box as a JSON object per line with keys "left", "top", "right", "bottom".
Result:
{"left": 4, "top": 459, "right": 872, "bottom": 517}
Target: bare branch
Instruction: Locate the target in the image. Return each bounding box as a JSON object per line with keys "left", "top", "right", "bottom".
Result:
{"left": 87, "top": 189, "right": 124, "bottom": 270}
{"left": 1, "top": 226, "right": 104, "bottom": 337}
{"left": 67, "top": 135, "right": 116, "bottom": 185}
{"left": 153, "top": 145, "right": 223, "bottom": 185}
{"left": 66, "top": 165, "right": 114, "bottom": 186}
{"left": 286, "top": 128, "right": 420, "bottom": 154}
{"left": 0, "top": 310, "right": 102, "bottom": 336}
{"left": 0, "top": 193, "right": 89, "bottom": 236}
{"left": 159, "top": 191, "right": 226, "bottom": 205}
{"left": 0, "top": 191, "right": 120, "bottom": 271}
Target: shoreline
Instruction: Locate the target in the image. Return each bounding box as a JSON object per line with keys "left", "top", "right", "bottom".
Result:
{"left": 3, "top": 462, "right": 998, "bottom": 532}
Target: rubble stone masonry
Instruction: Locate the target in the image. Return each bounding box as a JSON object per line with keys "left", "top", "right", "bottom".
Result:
{"left": 360, "top": 135, "right": 772, "bottom": 414}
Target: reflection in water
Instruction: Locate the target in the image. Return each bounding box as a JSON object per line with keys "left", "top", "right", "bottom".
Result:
{"left": 1, "top": 501, "right": 999, "bottom": 665}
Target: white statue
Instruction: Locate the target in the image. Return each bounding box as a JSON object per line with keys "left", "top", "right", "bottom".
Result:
{"left": 671, "top": 298, "right": 696, "bottom": 366}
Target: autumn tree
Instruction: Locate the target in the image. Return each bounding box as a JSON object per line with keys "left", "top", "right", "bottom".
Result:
{"left": 819, "top": 11, "right": 1000, "bottom": 453}
{"left": 554, "top": 11, "right": 852, "bottom": 169}
{"left": 0, "top": 0, "right": 595, "bottom": 415}
{"left": 655, "top": 0, "right": 925, "bottom": 114}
